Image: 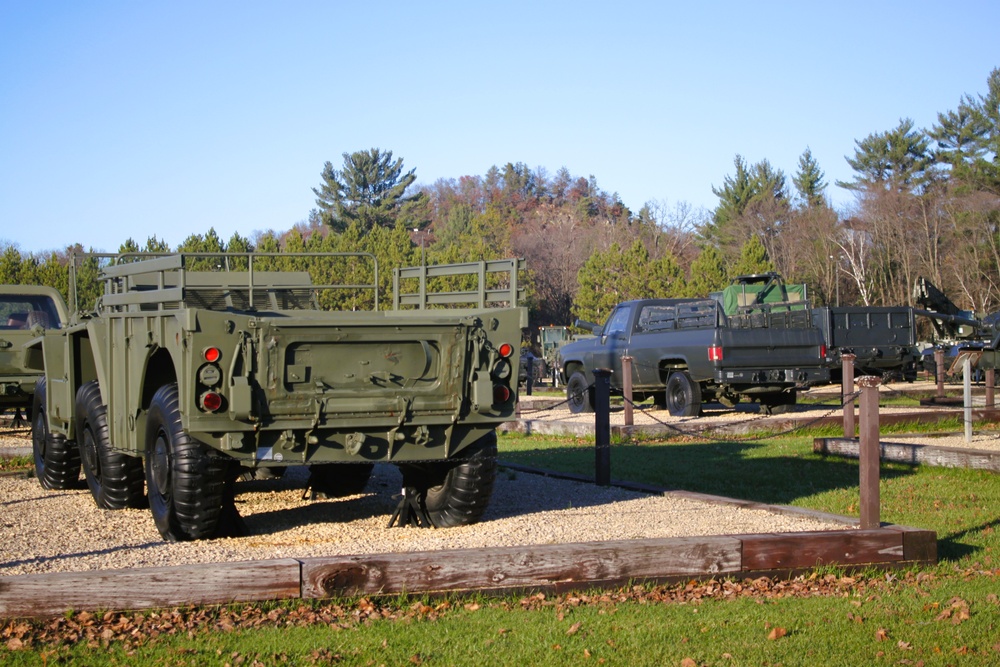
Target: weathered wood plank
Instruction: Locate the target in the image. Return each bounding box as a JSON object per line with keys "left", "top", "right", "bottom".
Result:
{"left": 0, "top": 559, "right": 302, "bottom": 618}
{"left": 882, "top": 525, "right": 938, "bottom": 563}
{"left": 301, "top": 537, "right": 743, "bottom": 599}
{"left": 814, "top": 437, "right": 1000, "bottom": 473}
{"left": 741, "top": 529, "right": 903, "bottom": 571}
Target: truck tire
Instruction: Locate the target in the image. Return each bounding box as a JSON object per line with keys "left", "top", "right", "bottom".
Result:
{"left": 566, "top": 371, "right": 594, "bottom": 413}
{"left": 762, "top": 391, "right": 797, "bottom": 415}
{"left": 309, "top": 462, "right": 374, "bottom": 498}
{"left": 76, "top": 381, "right": 146, "bottom": 510}
{"left": 665, "top": 371, "right": 702, "bottom": 417}
{"left": 31, "top": 378, "right": 81, "bottom": 490}
{"left": 399, "top": 431, "right": 498, "bottom": 528}
{"left": 145, "top": 383, "right": 228, "bottom": 541}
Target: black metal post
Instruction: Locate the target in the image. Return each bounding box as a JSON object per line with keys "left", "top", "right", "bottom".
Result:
{"left": 593, "top": 368, "right": 611, "bottom": 486}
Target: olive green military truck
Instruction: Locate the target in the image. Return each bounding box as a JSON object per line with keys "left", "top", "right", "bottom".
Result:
{"left": 27, "top": 253, "right": 527, "bottom": 541}
{"left": 1, "top": 285, "right": 69, "bottom": 412}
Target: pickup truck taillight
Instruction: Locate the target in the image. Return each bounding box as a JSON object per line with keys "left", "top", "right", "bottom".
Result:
{"left": 820, "top": 344, "right": 827, "bottom": 359}
{"left": 708, "top": 345, "right": 723, "bottom": 361}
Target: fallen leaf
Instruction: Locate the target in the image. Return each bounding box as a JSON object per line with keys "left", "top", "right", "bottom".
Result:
{"left": 566, "top": 622, "right": 583, "bottom": 636}
{"left": 583, "top": 648, "right": 591, "bottom": 658}
{"left": 680, "top": 659, "right": 698, "bottom": 667}
{"left": 897, "top": 640, "right": 912, "bottom": 650}
{"left": 464, "top": 603, "right": 480, "bottom": 612}
{"left": 875, "top": 628, "right": 889, "bottom": 642}
{"left": 767, "top": 627, "right": 787, "bottom": 640}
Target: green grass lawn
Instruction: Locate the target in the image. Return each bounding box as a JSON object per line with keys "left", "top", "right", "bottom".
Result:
{"left": 4, "top": 422, "right": 1000, "bottom": 665}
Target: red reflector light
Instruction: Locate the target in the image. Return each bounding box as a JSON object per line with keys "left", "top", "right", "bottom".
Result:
{"left": 202, "top": 391, "right": 223, "bottom": 412}
{"left": 498, "top": 343, "right": 513, "bottom": 358}
{"left": 708, "top": 345, "right": 723, "bottom": 361}
{"left": 820, "top": 344, "right": 827, "bottom": 358}
{"left": 493, "top": 385, "right": 511, "bottom": 404}
{"left": 204, "top": 347, "right": 221, "bottom": 363}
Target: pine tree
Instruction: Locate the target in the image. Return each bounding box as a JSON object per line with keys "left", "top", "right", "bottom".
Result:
{"left": 838, "top": 118, "right": 931, "bottom": 193}
{"left": 312, "top": 148, "right": 423, "bottom": 233}
{"left": 792, "top": 148, "right": 827, "bottom": 208}
{"left": 731, "top": 235, "right": 775, "bottom": 277}
{"left": 684, "top": 246, "right": 729, "bottom": 297}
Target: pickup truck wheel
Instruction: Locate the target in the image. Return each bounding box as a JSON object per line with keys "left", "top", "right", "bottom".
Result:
{"left": 145, "top": 383, "right": 228, "bottom": 541}
{"left": 399, "top": 431, "right": 498, "bottom": 528}
{"left": 566, "top": 372, "right": 594, "bottom": 413}
{"left": 665, "top": 372, "right": 702, "bottom": 417}
{"left": 309, "top": 462, "right": 374, "bottom": 498}
{"left": 762, "top": 391, "right": 797, "bottom": 415}
{"left": 31, "top": 378, "right": 81, "bottom": 490}
{"left": 76, "top": 381, "right": 146, "bottom": 510}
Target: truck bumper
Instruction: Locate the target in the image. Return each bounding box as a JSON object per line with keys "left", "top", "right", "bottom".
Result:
{"left": 714, "top": 367, "right": 830, "bottom": 388}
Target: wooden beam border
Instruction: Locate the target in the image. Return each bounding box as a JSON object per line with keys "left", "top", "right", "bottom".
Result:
{"left": 0, "top": 559, "right": 302, "bottom": 619}
{"left": 814, "top": 437, "right": 1000, "bottom": 473}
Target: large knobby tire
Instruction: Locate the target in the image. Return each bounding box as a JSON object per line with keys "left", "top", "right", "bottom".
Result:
{"left": 145, "top": 383, "right": 228, "bottom": 541}
{"left": 76, "top": 381, "right": 146, "bottom": 510}
{"left": 31, "top": 378, "right": 81, "bottom": 490}
{"left": 399, "top": 431, "right": 498, "bottom": 528}
{"left": 566, "top": 371, "right": 594, "bottom": 414}
{"left": 665, "top": 371, "right": 702, "bottom": 417}
{"left": 309, "top": 462, "right": 374, "bottom": 498}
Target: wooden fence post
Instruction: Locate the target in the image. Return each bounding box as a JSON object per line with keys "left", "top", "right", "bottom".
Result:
{"left": 621, "top": 356, "right": 634, "bottom": 427}
{"left": 593, "top": 368, "right": 612, "bottom": 486}
{"left": 935, "top": 348, "right": 946, "bottom": 399}
{"left": 987, "top": 369, "right": 996, "bottom": 409}
{"left": 857, "top": 375, "right": 882, "bottom": 529}
{"left": 841, "top": 353, "right": 856, "bottom": 438}
{"left": 963, "top": 354, "right": 973, "bottom": 443}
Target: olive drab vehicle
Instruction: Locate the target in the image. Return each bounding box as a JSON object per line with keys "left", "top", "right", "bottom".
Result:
{"left": 0, "top": 285, "right": 69, "bottom": 412}
{"left": 27, "top": 252, "right": 527, "bottom": 541}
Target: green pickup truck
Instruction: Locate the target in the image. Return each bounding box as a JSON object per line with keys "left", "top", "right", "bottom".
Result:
{"left": 559, "top": 296, "right": 829, "bottom": 416}
{"left": 0, "top": 285, "right": 69, "bottom": 412}
{"left": 27, "top": 253, "right": 527, "bottom": 541}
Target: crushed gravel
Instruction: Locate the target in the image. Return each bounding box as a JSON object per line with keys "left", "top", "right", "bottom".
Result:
{"left": 0, "top": 428, "right": 848, "bottom": 577}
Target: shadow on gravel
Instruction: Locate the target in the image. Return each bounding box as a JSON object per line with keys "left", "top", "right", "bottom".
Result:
{"left": 232, "top": 461, "right": 651, "bottom": 531}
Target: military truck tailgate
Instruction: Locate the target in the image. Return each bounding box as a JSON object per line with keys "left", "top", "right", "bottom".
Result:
{"left": 250, "top": 308, "right": 523, "bottom": 421}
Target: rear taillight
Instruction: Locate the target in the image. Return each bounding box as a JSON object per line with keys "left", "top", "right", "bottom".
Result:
{"left": 493, "top": 385, "right": 511, "bottom": 404}
{"left": 204, "top": 347, "right": 221, "bottom": 363}
{"left": 498, "top": 342, "right": 513, "bottom": 358}
{"left": 820, "top": 344, "right": 827, "bottom": 359}
{"left": 708, "top": 345, "right": 723, "bottom": 361}
{"left": 201, "top": 391, "right": 223, "bottom": 412}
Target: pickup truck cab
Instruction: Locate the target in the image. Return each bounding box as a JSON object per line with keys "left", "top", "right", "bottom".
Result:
{"left": 559, "top": 297, "right": 828, "bottom": 416}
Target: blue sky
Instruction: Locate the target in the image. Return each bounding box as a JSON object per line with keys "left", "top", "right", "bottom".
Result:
{"left": 2, "top": 1, "right": 998, "bottom": 254}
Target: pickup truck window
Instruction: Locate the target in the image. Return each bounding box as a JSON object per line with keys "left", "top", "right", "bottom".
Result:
{"left": 603, "top": 307, "right": 631, "bottom": 337}
{"left": 636, "top": 306, "right": 676, "bottom": 333}
{"left": 0, "top": 295, "right": 62, "bottom": 330}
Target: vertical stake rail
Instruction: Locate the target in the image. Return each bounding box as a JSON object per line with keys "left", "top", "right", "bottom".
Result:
{"left": 621, "top": 356, "right": 634, "bottom": 427}
{"left": 593, "top": 368, "right": 612, "bottom": 486}
{"left": 857, "top": 375, "right": 882, "bottom": 529}
{"left": 841, "top": 353, "right": 856, "bottom": 438}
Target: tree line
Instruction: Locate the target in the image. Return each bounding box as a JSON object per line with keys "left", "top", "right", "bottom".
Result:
{"left": 3, "top": 69, "right": 999, "bottom": 331}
